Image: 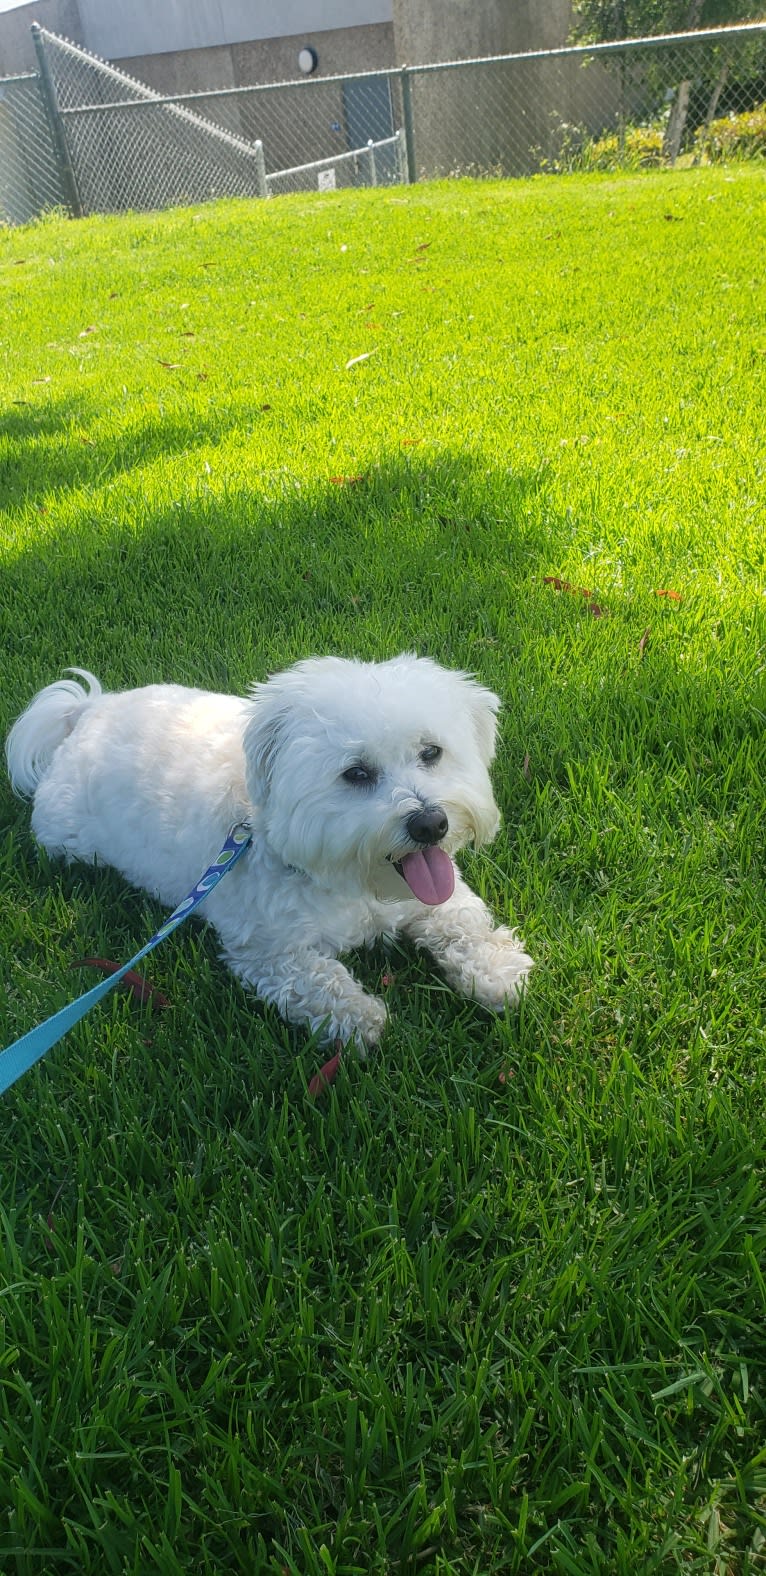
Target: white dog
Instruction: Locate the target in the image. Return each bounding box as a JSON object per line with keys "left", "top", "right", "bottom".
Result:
{"left": 6, "top": 656, "right": 532, "bottom": 1047}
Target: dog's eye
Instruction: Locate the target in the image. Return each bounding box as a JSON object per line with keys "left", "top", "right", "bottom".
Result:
{"left": 342, "top": 763, "right": 377, "bottom": 787}
{"left": 419, "top": 744, "right": 442, "bottom": 766}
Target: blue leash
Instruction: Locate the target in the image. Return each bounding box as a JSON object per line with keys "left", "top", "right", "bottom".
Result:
{"left": 0, "top": 822, "right": 252, "bottom": 1097}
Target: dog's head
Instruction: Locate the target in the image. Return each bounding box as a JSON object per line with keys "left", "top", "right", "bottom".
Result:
{"left": 243, "top": 654, "right": 501, "bottom": 903}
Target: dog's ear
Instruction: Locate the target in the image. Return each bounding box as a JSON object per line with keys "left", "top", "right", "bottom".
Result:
{"left": 465, "top": 680, "right": 500, "bottom": 766}
{"left": 243, "top": 690, "right": 289, "bottom": 804}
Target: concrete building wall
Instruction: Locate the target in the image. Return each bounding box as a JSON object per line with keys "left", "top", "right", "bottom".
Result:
{"left": 392, "top": 0, "right": 573, "bottom": 65}
{"left": 0, "top": 0, "right": 84, "bottom": 77}
{"left": 112, "top": 22, "right": 397, "bottom": 169}
{"left": 393, "top": 0, "right": 621, "bottom": 177}
{"left": 116, "top": 21, "right": 396, "bottom": 96}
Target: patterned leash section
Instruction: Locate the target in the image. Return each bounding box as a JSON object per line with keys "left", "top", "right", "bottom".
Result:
{"left": 0, "top": 823, "right": 252, "bottom": 1097}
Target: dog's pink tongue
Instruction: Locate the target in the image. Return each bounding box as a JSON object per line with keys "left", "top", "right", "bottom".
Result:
{"left": 399, "top": 846, "right": 455, "bottom": 905}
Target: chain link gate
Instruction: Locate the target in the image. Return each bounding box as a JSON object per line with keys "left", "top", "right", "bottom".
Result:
{"left": 1, "top": 22, "right": 764, "bottom": 227}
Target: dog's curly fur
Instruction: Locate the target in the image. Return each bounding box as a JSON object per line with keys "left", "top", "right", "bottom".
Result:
{"left": 6, "top": 656, "right": 532, "bottom": 1046}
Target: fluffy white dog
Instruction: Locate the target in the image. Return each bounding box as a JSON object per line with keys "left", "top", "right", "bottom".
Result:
{"left": 6, "top": 656, "right": 532, "bottom": 1047}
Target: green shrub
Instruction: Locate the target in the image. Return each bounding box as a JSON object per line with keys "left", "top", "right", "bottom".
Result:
{"left": 697, "top": 101, "right": 766, "bottom": 161}
{"left": 581, "top": 123, "right": 665, "bottom": 171}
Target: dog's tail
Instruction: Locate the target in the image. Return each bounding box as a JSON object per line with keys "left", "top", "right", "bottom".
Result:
{"left": 5, "top": 669, "right": 102, "bottom": 798}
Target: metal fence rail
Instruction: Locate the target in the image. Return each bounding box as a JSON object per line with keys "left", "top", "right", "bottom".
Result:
{"left": 1, "top": 21, "right": 765, "bottom": 226}
{"left": 267, "top": 130, "right": 406, "bottom": 196}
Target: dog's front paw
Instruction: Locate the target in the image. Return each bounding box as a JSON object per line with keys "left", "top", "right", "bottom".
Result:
{"left": 341, "top": 993, "right": 388, "bottom": 1051}
{"left": 469, "top": 930, "right": 533, "bottom": 1010}
{"left": 440, "top": 927, "right": 532, "bottom": 1011}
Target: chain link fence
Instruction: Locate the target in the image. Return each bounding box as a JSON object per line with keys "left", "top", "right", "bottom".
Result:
{"left": 403, "top": 23, "right": 766, "bottom": 179}
{"left": 0, "top": 70, "right": 65, "bottom": 226}
{"left": 2, "top": 22, "right": 765, "bottom": 227}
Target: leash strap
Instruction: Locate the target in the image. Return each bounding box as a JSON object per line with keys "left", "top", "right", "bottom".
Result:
{"left": 0, "top": 823, "right": 252, "bottom": 1097}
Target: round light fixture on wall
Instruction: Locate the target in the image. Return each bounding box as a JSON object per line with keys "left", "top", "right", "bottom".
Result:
{"left": 298, "top": 46, "right": 318, "bottom": 75}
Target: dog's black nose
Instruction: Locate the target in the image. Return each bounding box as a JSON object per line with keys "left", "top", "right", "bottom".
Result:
{"left": 406, "top": 806, "right": 449, "bottom": 845}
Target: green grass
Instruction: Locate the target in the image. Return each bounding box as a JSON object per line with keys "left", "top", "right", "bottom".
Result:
{"left": 0, "top": 166, "right": 765, "bottom": 1574}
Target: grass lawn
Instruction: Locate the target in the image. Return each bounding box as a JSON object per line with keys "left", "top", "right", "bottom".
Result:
{"left": 1, "top": 166, "right": 765, "bottom": 1573}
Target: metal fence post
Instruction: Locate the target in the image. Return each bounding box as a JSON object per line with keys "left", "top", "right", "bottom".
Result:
{"left": 253, "top": 138, "right": 267, "bottom": 197}
{"left": 366, "top": 138, "right": 378, "bottom": 186}
{"left": 30, "top": 23, "right": 83, "bottom": 217}
{"left": 618, "top": 50, "right": 627, "bottom": 156}
{"left": 399, "top": 66, "right": 417, "bottom": 184}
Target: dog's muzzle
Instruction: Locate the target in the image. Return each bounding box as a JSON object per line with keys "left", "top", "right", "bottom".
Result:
{"left": 374, "top": 803, "right": 455, "bottom": 907}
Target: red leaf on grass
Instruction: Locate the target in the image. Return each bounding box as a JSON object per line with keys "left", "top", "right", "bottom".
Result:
{"left": 544, "top": 576, "right": 604, "bottom": 614}
{"left": 544, "top": 577, "right": 593, "bottom": 597}
{"left": 654, "top": 588, "right": 682, "bottom": 601}
{"left": 72, "top": 958, "right": 171, "bottom": 1009}
{"left": 307, "top": 1050, "right": 342, "bottom": 1097}
{"left": 329, "top": 474, "right": 365, "bottom": 485}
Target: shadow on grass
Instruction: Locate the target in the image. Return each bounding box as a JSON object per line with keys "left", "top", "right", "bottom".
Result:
{"left": 1, "top": 448, "right": 553, "bottom": 696}
{"left": 2, "top": 392, "right": 275, "bottom": 512}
